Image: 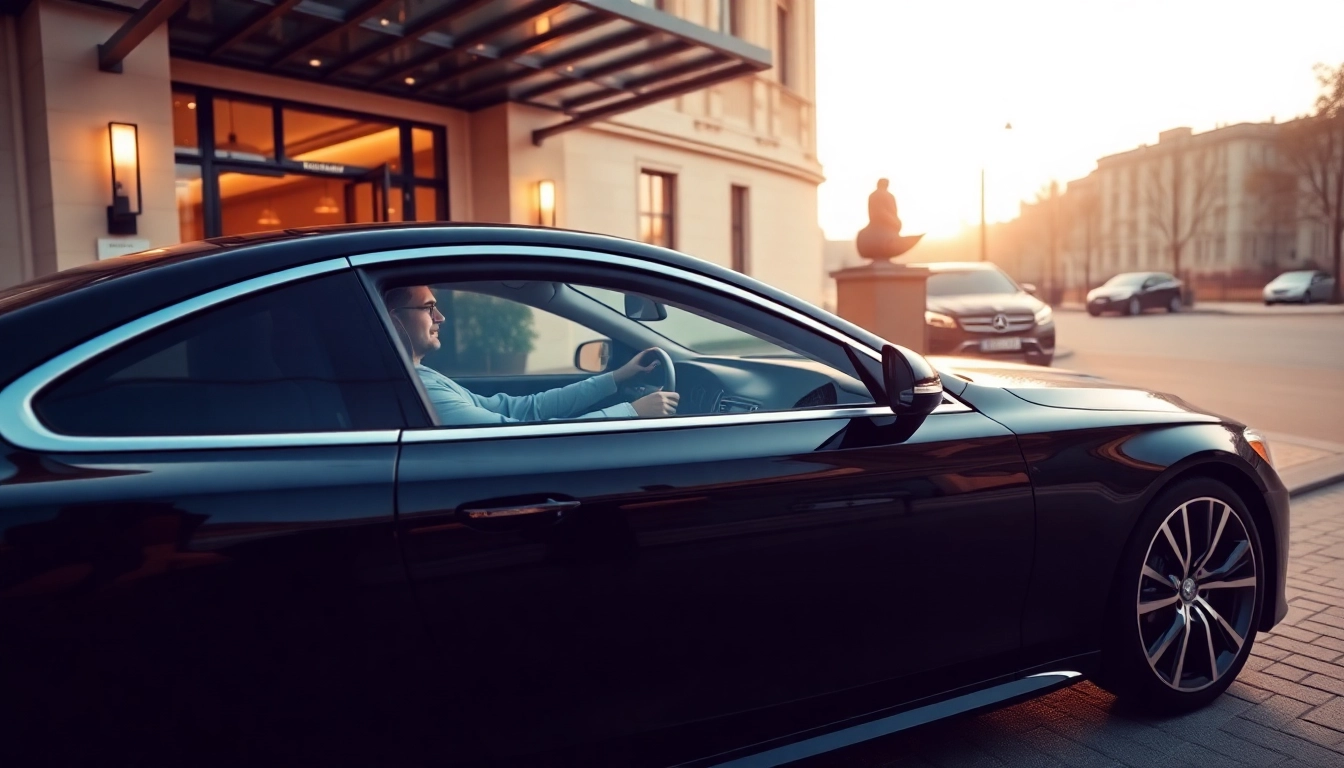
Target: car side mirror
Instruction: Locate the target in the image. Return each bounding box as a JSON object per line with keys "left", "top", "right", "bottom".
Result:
{"left": 624, "top": 294, "right": 667, "bottom": 321}
{"left": 1021, "top": 282, "right": 1037, "bottom": 296}
{"left": 575, "top": 339, "right": 611, "bottom": 373}
{"left": 882, "top": 344, "right": 943, "bottom": 418}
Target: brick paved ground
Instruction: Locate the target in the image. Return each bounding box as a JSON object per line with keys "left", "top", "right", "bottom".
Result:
{"left": 799, "top": 484, "right": 1344, "bottom": 768}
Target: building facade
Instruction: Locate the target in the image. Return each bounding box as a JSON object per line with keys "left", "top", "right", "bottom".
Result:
{"left": 0, "top": 0, "right": 823, "bottom": 303}
{"left": 987, "top": 121, "right": 1334, "bottom": 302}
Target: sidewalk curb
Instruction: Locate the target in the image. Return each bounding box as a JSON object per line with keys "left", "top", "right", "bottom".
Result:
{"left": 1265, "top": 432, "right": 1344, "bottom": 498}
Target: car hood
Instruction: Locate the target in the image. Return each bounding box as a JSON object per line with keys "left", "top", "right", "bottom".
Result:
{"left": 1086, "top": 285, "right": 1136, "bottom": 300}
{"left": 928, "top": 356, "right": 1210, "bottom": 415}
{"left": 926, "top": 293, "right": 1041, "bottom": 316}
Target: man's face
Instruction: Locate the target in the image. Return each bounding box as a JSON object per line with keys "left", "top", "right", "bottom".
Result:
{"left": 390, "top": 286, "right": 444, "bottom": 360}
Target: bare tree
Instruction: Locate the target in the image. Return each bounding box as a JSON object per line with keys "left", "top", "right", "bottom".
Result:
{"left": 1067, "top": 179, "right": 1101, "bottom": 291}
{"left": 1033, "top": 180, "right": 1064, "bottom": 303}
{"left": 1244, "top": 162, "right": 1299, "bottom": 272}
{"left": 1276, "top": 62, "right": 1344, "bottom": 303}
{"left": 1145, "top": 132, "right": 1225, "bottom": 294}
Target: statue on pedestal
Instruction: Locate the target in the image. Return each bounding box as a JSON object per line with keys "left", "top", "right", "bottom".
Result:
{"left": 855, "top": 178, "right": 923, "bottom": 261}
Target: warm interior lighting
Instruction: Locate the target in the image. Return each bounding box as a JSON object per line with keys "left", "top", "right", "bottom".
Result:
{"left": 187, "top": 101, "right": 196, "bottom": 110}
{"left": 309, "top": 58, "right": 322, "bottom": 67}
{"left": 258, "top": 207, "right": 281, "bottom": 227}
{"left": 535, "top": 15, "right": 552, "bottom": 35}
{"left": 536, "top": 179, "right": 557, "bottom": 226}
{"left": 404, "top": 76, "right": 416, "bottom": 85}
{"left": 107, "top": 122, "right": 141, "bottom": 234}
{"left": 314, "top": 182, "right": 340, "bottom": 214}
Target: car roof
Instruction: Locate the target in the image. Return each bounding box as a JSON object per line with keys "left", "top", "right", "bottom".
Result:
{"left": 917, "top": 261, "right": 1002, "bottom": 272}
{"left": 0, "top": 223, "right": 888, "bottom": 388}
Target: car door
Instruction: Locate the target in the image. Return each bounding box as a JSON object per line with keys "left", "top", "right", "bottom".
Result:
{"left": 364, "top": 251, "right": 1036, "bottom": 765}
{"left": 0, "top": 268, "right": 428, "bottom": 765}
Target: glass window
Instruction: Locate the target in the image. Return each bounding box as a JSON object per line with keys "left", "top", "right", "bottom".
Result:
{"left": 213, "top": 97, "right": 275, "bottom": 162}
{"left": 176, "top": 164, "right": 204, "bottom": 242}
{"left": 376, "top": 274, "right": 872, "bottom": 429}
{"left": 410, "top": 127, "right": 439, "bottom": 178}
{"left": 639, "top": 171, "right": 676, "bottom": 248}
{"left": 775, "top": 3, "right": 791, "bottom": 88}
{"left": 731, "top": 185, "right": 749, "bottom": 273}
{"left": 34, "top": 274, "right": 408, "bottom": 436}
{"left": 282, "top": 107, "right": 400, "bottom": 171}
{"left": 414, "top": 186, "right": 441, "bottom": 222}
{"left": 926, "top": 269, "right": 1020, "bottom": 297}
{"left": 171, "top": 90, "right": 199, "bottom": 154}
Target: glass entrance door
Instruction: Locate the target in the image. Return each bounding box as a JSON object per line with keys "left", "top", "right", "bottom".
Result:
{"left": 346, "top": 165, "right": 395, "bottom": 223}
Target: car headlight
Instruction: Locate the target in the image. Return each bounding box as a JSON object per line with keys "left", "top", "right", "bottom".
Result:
{"left": 925, "top": 310, "right": 957, "bottom": 329}
{"left": 1244, "top": 429, "right": 1273, "bottom": 467}
{"left": 1034, "top": 305, "right": 1053, "bottom": 325}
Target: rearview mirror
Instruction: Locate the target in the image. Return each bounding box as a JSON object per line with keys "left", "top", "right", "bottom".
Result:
{"left": 882, "top": 344, "right": 943, "bottom": 418}
{"left": 624, "top": 294, "right": 667, "bottom": 321}
{"left": 575, "top": 339, "right": 611, "bottom": 373}
{"left": 1021, "top": 282, "right": 1037, "bottom": 296}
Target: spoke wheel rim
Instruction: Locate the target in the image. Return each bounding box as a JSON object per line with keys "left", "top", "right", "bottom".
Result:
{"left": 1135, "top": 496, "right": 1257, "bottom": 693}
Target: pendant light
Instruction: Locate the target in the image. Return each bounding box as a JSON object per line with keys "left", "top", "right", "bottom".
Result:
{"left": 217, "top": 100, "right": 265, "bottom": 159}
{"left": 257, "top": 202, "right": 281, "bottom": 227}
{"left": 314, "top": 181, "right": 340, "bottom": 214}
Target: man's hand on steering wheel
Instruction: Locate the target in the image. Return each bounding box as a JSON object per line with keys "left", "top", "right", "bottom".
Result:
{"left": 631, "top": 389, "right": 679, "bottom": 417}
{"left": 612, "top": 347, "right": 663, "bottom": 384}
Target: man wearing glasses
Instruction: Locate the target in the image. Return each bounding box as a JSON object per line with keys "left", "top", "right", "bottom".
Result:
{"left": 385, "top": 286, "right": 679, "bottom": 426}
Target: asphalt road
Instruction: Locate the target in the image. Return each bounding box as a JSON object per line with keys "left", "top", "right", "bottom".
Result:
{"left": 1051, "top": 309, "right": 1344, "bottom": 444}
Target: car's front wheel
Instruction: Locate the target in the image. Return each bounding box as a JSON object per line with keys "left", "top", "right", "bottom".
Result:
{"left": 1097, "top": 478, "right": 1264, "bottom": 713}
{"left": 1128, "top": 297, "right": 1142, "bottom": 316}
{"left": 1168, "top": 295, "right": 1182, "bottom": 313}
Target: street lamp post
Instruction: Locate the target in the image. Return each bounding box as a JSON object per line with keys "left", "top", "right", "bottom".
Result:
{"left": 980, "top": 122, "right": 1013, "bottom": 262}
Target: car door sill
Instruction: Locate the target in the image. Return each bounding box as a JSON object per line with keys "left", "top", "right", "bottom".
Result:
{"left": 680, "top": 670, "right": 1082, "bottom": 768}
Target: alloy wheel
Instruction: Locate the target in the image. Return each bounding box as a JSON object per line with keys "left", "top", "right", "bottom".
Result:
{"left": 1168, "top": 296, "right": 1182, "bottom": 312}
{"left": 1136, "top": 496, "right": 1258, "bottom": 693}
{"left": 1128, "top": 298, "right": 1141, "bottom": 316}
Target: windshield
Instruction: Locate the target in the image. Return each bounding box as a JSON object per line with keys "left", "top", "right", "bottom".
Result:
{"left": 926, "top": 269, "right": 1020, "bottom": 297}
{"left": 571, "top": 286, "right": 793, "bottom": 357}
{"left": 1273, "top": 271, "right": 1314, "bottom": 285}
{"left": 1103, "top": 273, "right": 1148, "bottom": 287}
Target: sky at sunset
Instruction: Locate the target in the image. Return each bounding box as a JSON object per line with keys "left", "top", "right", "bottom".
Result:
{"left": 815, "top": 0, "right": 1344, "bottom": 241}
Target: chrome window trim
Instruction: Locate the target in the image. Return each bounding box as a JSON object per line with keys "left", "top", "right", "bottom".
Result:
{"left": 402, "top": 399, "right": 970, "bottom": 444}
{"left": 0, "top": 258, "right": 405, "bottom": 453}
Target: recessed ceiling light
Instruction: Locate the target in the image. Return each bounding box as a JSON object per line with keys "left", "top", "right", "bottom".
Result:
{"left": 309, "top": 58, "right": 322, "bottom": 67}
{"left": 187, "top": 102, "right": 197, "bottom": 110}
{"left": 404, "top": 77, "right": 416, "bottom": 85}
{"left": 379, "top": 17, "right": 390, "bottom": 26}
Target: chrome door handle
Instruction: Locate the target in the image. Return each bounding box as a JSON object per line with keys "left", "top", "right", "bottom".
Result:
{"left": 461, "top": 498, "right": 580, "bottom": 521}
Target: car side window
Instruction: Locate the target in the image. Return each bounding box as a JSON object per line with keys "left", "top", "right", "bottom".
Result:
{"left": 374, "top": 273, "right": 874, "bottom": 429}
{"left": 34, "top": 273, "right": 411, "bottom": 437}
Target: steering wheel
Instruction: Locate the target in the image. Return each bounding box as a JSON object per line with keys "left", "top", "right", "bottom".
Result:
{"left": 645, "top": 347, "right": 676, "bottom": 393}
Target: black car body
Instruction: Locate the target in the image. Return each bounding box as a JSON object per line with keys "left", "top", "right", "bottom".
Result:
{"left": 1086, "top": 272, "right": 1184, "bottom": 316}
{"left": 0, "top": 225, "right": 1288, "bottom": 767}
{"left": 921, "top": 262, "right": 1056, "bottom": 366}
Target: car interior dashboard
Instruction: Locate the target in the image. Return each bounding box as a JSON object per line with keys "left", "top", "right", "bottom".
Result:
{"left": 671, "top": 355, "right": 875, "bottom": 416}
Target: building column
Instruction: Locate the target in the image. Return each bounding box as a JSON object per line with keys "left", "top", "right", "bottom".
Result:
{"left": 467, "top": 102, "right": 568, "bottom": 227}
{"left": 7, "top": 0, "right": 176, "bottom": 283}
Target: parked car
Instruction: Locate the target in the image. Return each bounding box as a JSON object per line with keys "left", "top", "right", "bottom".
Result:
{"left": 1086, "top": 272, "right": 1184, "bottom": 316}
{"left": 1263, "top": 269, "right": 1335, "bottom": 304}
{"left": 922, "top": 261, "right": 1056, "bottom": 366}
{"left": 0, "top": 225, "right": 1287, "bottom": 767}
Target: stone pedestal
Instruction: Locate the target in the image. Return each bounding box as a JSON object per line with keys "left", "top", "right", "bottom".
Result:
{"left": 831, "top": 260, "right": 930, "bottom": 354}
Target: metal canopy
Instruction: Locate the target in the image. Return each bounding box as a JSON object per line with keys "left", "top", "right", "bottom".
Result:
{"left": 148, "top": 0, "right": 770, "bottom": 143}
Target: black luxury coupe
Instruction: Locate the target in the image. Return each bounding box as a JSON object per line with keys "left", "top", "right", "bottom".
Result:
{"left": 0, "top": 225, "right": 1287, "bottom": 767}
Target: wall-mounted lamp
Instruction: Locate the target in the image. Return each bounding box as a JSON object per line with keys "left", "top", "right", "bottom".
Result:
{"left": 107, "top": 122, "right": 141, "bottom": 235}
{"left": 536, "top": 179, "right": 556, "bottom": 227}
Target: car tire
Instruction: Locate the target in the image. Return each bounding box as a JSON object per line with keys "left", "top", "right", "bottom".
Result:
{"left": 1087, "top": 307, "right": 1101, "bottom": 317}
{"left": 1127, "top": 297, "right": 1141, "bottom": 316}
{"left": 1168, "top": 295, "right": 1182, "bottom": 313}
{"left": 1096, "top": 477, "right": 1264, "bottom": 713}
{"left": 1264, "top": 300, "right": 1273, "bottom": 306}
{"left": 1303, "top": 293, "right": 1312, "bottom": 305}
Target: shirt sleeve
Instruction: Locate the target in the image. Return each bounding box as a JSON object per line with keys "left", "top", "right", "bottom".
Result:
{"left": 417, "top": 366, "right": 638, "bottom": 426}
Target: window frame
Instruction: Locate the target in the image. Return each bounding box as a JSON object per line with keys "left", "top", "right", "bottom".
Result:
{"left": 731, "top": 184, "right": 750, "bottom": 273}
{"left": 638, "top": 170, "right": 677, "bottom": 249}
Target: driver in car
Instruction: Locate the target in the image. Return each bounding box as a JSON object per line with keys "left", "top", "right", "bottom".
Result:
{"left": 385, "top": 286, "right": 679, "bottom": 426}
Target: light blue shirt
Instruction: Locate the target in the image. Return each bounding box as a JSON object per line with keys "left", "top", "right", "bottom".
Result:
{"left": 416, "top": 364, "right": 639, "bottom": 426}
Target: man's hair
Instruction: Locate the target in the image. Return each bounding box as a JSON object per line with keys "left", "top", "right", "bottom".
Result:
{"left": 383, "top": 286, "right": 416, "bottom": 310}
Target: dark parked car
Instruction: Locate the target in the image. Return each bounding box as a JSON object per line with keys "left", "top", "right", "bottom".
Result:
{"left": 1086, "top": 271, "right": 1184, "bottom": 316}
{"left": 922, "top": 261, "right": 1056, "bottom": 366}
{"left": 0, "top": 225, "right": 1287, "bottom": 767}
{"left": 1263, "top": 269, "right": 1336, "bottom": 304}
